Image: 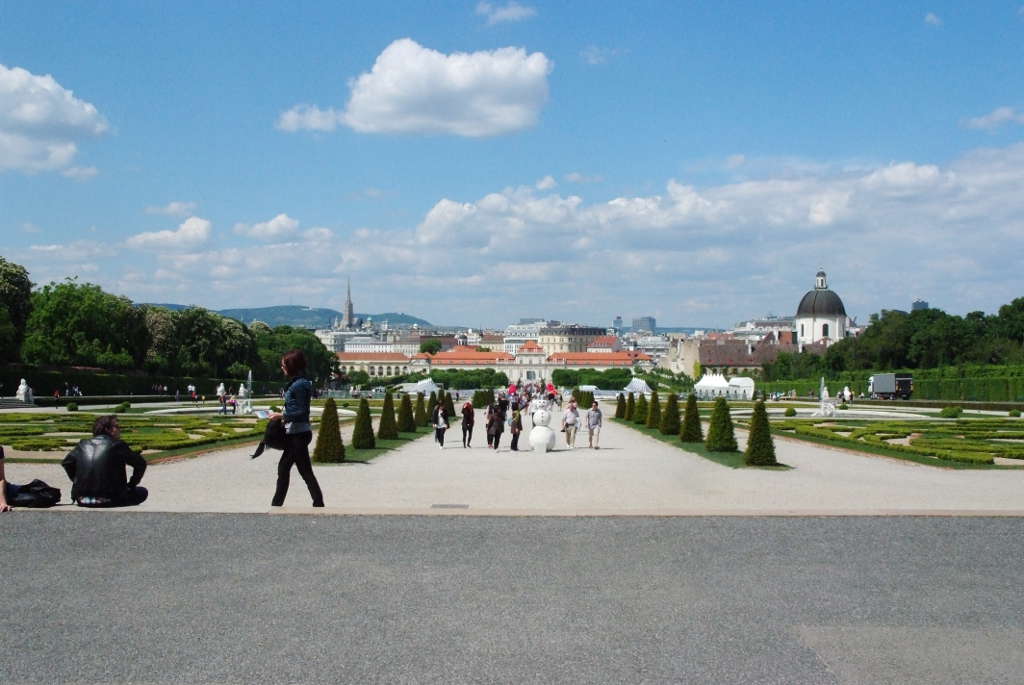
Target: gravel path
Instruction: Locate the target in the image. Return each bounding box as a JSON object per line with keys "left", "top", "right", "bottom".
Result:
{"left": 6, "top": 409, "right": 1023, "bottom": 515}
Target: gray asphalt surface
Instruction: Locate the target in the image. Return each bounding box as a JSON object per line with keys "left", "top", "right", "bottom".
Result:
{"left": 3, "top": 514, "right": 1023, "bottom": 684}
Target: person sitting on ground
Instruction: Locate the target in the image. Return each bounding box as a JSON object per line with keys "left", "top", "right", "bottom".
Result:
{"left": 1, "top": 446, "right": 12, "bottom": 513}
{"left": 62, "top": 415, "right": 148, "bottom": 508}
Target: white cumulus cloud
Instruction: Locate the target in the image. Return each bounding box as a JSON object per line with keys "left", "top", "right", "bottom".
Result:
{"left": 234, "top": 213, "right": 300, "bottom": 241}
{"left": 126, "top": 216, "right": 212, "bottom": 250}
{"left": 0, "top": 64, "right": 108, "bottom": 173}
{"left": 535, "top": 175, "right": 556, "bottom": 190}
{"left": 475, "top": 1, "right": 536, "bottom": 25}
{"left": 145, "top": 201, "right": 198, "bottom": 217}
{"left": 965, "top": 106, "right": 1024, "bottom": 131}
{"left": 924, "top": 12, "right": 942, "bottom": 26}
{"left": 280, "top": 39, "right": 552, "bottom": 138}
{"left": 61, "top": 165, "right": 98, "bottom": 180}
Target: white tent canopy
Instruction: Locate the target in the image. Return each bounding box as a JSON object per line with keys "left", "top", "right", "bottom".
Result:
{"left": 694, "top": 372, "right": 730, "bottom": 399}
{"left": 727, "top": 376, "right": 755, "bottom": 400}
{"left": 622, "top": 378, "right": 652, "bottom": 395}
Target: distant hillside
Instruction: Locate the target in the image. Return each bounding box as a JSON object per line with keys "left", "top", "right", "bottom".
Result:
{"left": 142, "top": 304, "right": 431, "bottom": 328}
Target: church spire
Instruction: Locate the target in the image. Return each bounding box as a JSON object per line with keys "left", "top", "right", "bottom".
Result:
{"left": 342, "top": 277, "right": 355, "bottom": 328}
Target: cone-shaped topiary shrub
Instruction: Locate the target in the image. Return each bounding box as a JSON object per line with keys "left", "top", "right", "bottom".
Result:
{"left": 615, "top": 393, "right": 626, "bottom": 419}
{"left": 398, "top": 393, "right": 416, "bottom": 433}
{"left": 633, "top": 394, "right": 648, "bottom": 425}
{"left": 313, "top": 397, "right": 345, "bottom": 462}
{"left": 645, "top": 390, "right": 661, "bottom": 429}
{"left": 744, "top": 400, "right": 777, "bottom": 466}
{"left": 625, "top": 392, "right": 635, "bottom": 421}
{"left": 572, "top": 388, "right": 580, "bottom": 403}
{"left": 660, "top": 393, "right": 680, "bottom": 435}
{"left": 705, "top": 397, "right": 738, "bottom": 452}
{"left": 414, "top": 393, "right": 427, "bottom": 426}
{"left": 444, "top": 391, "right": 455, "bottom": 419}
{"left": 352, "top": 397, "right": 376, "bottom": 449}
{"left": 427, "top": 391, "right": 438, "bottom": 422}
{"left": 784, "top": 406, "right": 797, "bottom": 417}
{"left": 680, "top": 393, "right": 703, "bottom": 442}
{"left": 377, "top": 391, "right": 399, "bottom": 439}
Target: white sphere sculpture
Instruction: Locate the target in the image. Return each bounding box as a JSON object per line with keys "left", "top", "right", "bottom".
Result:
{"left": 529, "top": 407, "right": 556, "bottom": 452}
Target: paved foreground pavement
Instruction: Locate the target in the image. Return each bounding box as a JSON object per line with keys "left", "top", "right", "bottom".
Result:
{"left": 8, "top": 409, "right": 1024, "bottom": 514}
{"left": 3, "top": 514, "right": 1023, "bottom": 684}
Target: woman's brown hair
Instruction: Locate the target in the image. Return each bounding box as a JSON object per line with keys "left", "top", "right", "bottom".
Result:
{"left": 280, "top": 349, "right": 307, "bottom": 376}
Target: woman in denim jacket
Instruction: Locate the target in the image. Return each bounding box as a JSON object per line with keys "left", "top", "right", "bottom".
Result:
{"left": 268, "top": 349, "right": 324, "bottom": 507}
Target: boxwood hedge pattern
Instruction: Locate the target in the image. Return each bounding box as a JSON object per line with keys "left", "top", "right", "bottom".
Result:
{"left": 0, "top": 412, "right": 289, "bottom": 457}
{"left": 767, "top": 417, "right": 1024, "bottom": 465}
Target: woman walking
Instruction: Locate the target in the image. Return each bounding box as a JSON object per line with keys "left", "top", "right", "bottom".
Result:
{"left": 268, "top": 350, "right": 324, "bottom": 507}
{"left": 461, "top": 401, "right": 475, "bottom": 447}
{"left": 487, "top": 402, "right": 505, "bottom": 451}
{"left": 509, "top": 409, "right": 523, "bottom": 451}
{"left": 433, "top": 401, "right": 450, "bottom": 449}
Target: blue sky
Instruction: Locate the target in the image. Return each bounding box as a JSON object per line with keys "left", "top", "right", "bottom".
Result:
{"left": 2, "top": 1, "right": 1023, "bottom": 328}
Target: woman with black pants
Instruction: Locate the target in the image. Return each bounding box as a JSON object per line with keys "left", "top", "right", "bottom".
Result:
{"left": 268, "top": 349, "right": 324, "bottom": 507}
{"left": 461, "top": 401, "right": 474, "bottom": 447}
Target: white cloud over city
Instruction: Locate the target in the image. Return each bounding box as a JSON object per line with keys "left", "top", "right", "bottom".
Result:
{"left": 277, "top": 39, "right": 553, "bottom": 137}
{"left": 126, "top": 216, "right": 212, "bottom": 250}
{"left": 233, "top": 213, "right": 299, "bottom": 241}
{"left": 0, "top": 64, "right": 108, "bottom": 173}
{"left": 12, "top": 142, "right": 1024, "bottom": 327}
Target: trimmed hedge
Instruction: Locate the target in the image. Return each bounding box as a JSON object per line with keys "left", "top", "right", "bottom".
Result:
{"left": 615, "top": 393, "right": 626, "bottom": 419}
{"left": 744, "top": 401, "right": 777, "bottom": 466}
{"left": 351, "top": 398, "right": 375, "bottom": 449}
{"left": 633, "top": 395, "right": 648, "bottom": 425}
{"left": 377, "top": 391, "right": 399, "bottom": 439}
{"left": 398, "top": 393, "right": 417, "bottom": 433}
{"left": 680, "top": 393, "right": 702, "bottom": 442}
{"left": 705, "top": 398, "right": 737, "bottom": 452}
{"left": 414, "top": 393, "right": 427, "bottom": 427}
{"left": 659, "top": 393, "right": 680, "bottom": 435}
{"left": 645, "top": 391, "right": 661, "bottom": 430}
{"left": 312, "top": 398, "right": 345, "bottom": 462}
{"left": 625, "top": 392, "right": 635, "bottom": 421}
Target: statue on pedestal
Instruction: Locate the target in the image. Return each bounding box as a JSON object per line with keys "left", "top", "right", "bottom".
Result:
{"left": 16, "top": 378, "right": 33, "bottom": 404}
{"left": 238, "top": 382, "right": 252, "bottom": 415}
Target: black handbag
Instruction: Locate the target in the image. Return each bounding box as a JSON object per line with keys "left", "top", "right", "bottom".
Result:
{"left": 251, "top": 416, "right": 287, "bottom": 459}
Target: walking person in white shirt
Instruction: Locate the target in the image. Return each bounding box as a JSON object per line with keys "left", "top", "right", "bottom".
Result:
{"left": 586, "top": 401, "right": 603, "bottom": 449}
{"left": 561, "top": 400, "right": 580, "bottom": 448}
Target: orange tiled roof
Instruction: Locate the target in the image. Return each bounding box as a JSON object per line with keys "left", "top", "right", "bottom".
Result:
{"left": 518, "top": 340, "right": 543, "bottom": 352}
{"left": 590, "top": 335, "right": 618, "bottom": 346}
{"left": 429, "top": 345, "right": 515, "bottom": 364}
{"left": 336, "top": 352, "right": 410, "bottom": 361}
{"left": 546, "top": 351, "right": 648, "bottom": 366}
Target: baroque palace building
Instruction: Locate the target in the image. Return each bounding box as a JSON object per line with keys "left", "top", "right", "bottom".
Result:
{"left": 336, "top": 342, "right": 653, "bottom": 382}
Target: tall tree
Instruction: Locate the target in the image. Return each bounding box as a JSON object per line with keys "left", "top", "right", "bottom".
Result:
{"left": 0, "top": 257, "right": 33, "bottom": 363}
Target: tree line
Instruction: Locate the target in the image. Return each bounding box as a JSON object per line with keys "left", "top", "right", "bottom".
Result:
{"left": 0, "top": 258, "right": 336, "bottom": 381}
{"left": 762, "top": 299, "right": 1024, "bottom": 381}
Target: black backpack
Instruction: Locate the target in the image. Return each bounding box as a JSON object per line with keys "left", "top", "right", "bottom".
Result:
{"left": 11, "top": 479, "right": 61, "bottom": 508}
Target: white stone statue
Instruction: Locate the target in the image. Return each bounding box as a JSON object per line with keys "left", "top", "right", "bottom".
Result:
{"left": 237, "top": 382, "right": 251, "bottom": 414}
{"left": 16, "top": 378, "right": 33, "bottom": 403}
{"left": 216, "top": 382, "right": 227, "bottom": 397}
{"left": 529, "top": 407, "right": 557, "bottom": 453}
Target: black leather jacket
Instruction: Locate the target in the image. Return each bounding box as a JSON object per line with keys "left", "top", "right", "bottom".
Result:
{"left": 62, "top": 435, "right": 146, "bottom": 503}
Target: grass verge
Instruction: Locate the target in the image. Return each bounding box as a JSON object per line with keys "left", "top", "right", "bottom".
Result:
{"left": 611, "top": 418, "right": 790, "bottom": 470}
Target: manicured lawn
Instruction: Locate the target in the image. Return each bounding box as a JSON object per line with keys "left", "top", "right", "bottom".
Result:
{"left": 324, "top": 425, "right": 435, "bottom": 463}
{"left": 765, "top": 417, "right": 1024, "bottom": 469}
{"left": 611, "top": 418, "right": 790, "bottom": 470}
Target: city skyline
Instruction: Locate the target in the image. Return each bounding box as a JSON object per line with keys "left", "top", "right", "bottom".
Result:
{"left": 3, "top": 2, "right": 1023, "bottom": 328}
